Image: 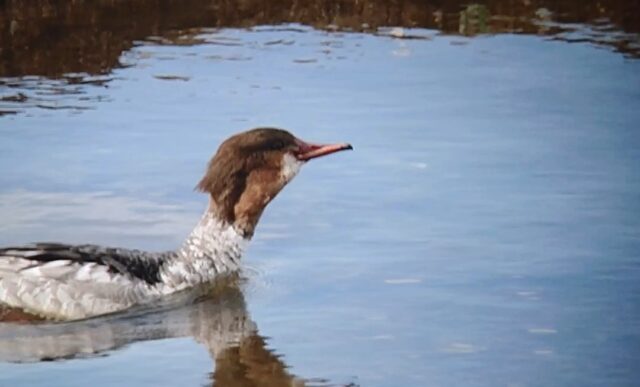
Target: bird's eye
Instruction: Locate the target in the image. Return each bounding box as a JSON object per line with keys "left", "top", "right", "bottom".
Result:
{"left": 270, "top": 140, "right": 285, "bottom": 150}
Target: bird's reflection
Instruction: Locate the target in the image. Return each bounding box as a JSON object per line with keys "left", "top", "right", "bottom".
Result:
{"left": 0, "top": 277, "right": 305, "bottom": 386}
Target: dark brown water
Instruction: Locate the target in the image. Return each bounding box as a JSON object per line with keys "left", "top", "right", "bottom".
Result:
{"left": 1, "top": 1, "right": 639, "bottom": 386}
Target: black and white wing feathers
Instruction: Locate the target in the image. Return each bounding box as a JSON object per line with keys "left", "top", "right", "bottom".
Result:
{"left": 0, "top": 243, "right": 173, "bottom": 285}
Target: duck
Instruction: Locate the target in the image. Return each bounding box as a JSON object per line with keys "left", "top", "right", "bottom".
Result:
{"left": 0, "top": 128, "right": 352, "bottom": 321}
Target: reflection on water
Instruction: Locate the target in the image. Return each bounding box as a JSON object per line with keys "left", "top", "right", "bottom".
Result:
{"left": 1, "top": 0, "right": 640, "bottom": 115}
{"left": 0, "top": 278, "right": 310, "bottom": 386}
{"left": 0, "top": 190, "right": 196, "bottom": 248}
{"left": 0, "top": 75, "right": 113, "bottom": 115}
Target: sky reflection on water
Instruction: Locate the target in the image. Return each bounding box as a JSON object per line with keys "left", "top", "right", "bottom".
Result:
{"left": 1, "top": 1, "right": 640, "bottom": 387}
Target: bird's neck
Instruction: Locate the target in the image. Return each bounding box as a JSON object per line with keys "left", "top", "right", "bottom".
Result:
{"left": 160, "top": 206, "right": 248, "bottom": 289}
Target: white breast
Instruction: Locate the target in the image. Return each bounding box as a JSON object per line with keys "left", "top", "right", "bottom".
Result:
{"left": 161, "top": 212, "right": 246, "bottom": 289}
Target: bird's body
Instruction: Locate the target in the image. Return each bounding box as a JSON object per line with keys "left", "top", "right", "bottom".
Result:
{"left": 0, "top": 211, "right": 244, "bottom": 320}
{"left": 0, "top": 128, "right": 351, "bottom": 321}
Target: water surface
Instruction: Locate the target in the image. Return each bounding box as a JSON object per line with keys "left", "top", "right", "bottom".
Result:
{"left": 1, "top": 1, "right": 639, "bottom": 386}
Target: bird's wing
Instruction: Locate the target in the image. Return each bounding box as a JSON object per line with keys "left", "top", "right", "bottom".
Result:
{"left": 0, "top": 243, "right": 173, "bottom": 285}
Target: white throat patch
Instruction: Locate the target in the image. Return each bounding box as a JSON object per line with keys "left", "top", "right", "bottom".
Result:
{"left": 280, "top": 153, "right": 303, "bottom": 183}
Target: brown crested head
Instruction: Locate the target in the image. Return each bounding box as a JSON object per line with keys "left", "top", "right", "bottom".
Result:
{"left": 197, "top": 127, "right": 352, "bottom": 238}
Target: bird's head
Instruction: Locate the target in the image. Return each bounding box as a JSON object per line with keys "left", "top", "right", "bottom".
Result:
{"left": 197, "top": 128, "right": 352, "bottom": 237}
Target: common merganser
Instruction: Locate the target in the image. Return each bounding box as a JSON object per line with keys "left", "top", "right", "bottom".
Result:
{"left": 0, "top": 128, "right": 352, "bottom": 321}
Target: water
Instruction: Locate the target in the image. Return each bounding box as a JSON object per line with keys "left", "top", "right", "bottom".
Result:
{"left": 1, "top": 1, "right": 640, "bottom": 386}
